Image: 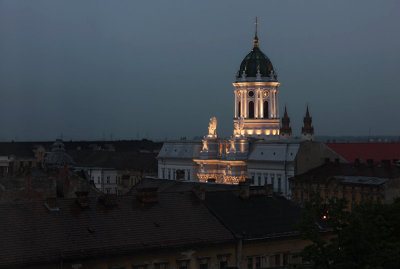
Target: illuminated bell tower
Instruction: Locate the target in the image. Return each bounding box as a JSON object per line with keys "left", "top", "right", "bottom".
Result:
{"left": 233, "top": 18, "right": 280, "bottom": 139}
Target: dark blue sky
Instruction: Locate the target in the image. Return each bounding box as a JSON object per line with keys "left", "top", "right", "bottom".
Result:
{"left": 1, "top": 0, "right": 399, "bottom": 141}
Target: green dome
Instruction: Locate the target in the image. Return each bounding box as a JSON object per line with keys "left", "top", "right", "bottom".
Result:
{"left": 236, "top": 45, "right": 277, "bottom": 80}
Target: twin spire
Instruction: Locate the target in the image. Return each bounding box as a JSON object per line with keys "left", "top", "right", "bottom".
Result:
{"left": 280, "top": 105, "right": 314, "bottom": 141}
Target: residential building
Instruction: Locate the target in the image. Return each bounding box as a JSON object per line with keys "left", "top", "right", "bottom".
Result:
{"left": 289, "top": 160, "right": 400, "bottom": 208}
{"left": 87, "top": 167, "right": 118, "bottom": 194}
{"left": 0, "top": 178, "right": 313, "bottom": 269}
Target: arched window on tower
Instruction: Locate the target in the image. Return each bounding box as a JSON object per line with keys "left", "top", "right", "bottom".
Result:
{"left": 264, "top": 101, "right": 269, "bottom": 119}
{"left": 238, "top": 102, "right": 241, "bottom": 117}
{"left": 249, "top": 101, "right": 254, "bottom": 119}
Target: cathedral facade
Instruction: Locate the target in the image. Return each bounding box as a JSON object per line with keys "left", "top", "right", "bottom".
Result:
{"left": 157, "top": 22, "right": 314, "bottom": 198}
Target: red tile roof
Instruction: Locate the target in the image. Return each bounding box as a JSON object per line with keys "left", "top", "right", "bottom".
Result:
{"left": 325, "top": 143, "right": 400, "bottom": 163}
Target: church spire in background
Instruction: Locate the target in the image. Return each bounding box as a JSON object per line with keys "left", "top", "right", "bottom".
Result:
{"left": 280, "top": 105, "right": 292, "bottom": 139}
{"left": 301, "top": 105, "right": 314, "bottom": 141}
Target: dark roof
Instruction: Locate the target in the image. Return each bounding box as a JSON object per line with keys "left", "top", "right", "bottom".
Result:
{"left": 237, "top": 46, "right": 276, "bottom": 79}
{"left": 337, "top": 176, "right": 388, "bottom": 185}
{"left": 134, "top": 179, "right": 302, "bottom": 240}
{"left": 0, "top": 142, "right": 39, "bottom": 158}
{"left": 0, "top": 192, "right": 233, "bottom": 268}
{"left": 131, "top": 178, "right": 242, "bottom": 194}
{"left": 69, "top": 150, "right": 158, "bottom": 171}
{"left": 204, "top": 191, "right": 302, "bottom": 240}
{"left": 290, "top": 162, "right": 400, "bottom": 184}
{"left": 0, "top": 140, "right": 162, "bottom": 171}
{"left": 325, "top": 142, "right": 400, "bottom": 163}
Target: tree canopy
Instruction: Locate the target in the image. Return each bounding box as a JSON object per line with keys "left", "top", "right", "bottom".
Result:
{"left": 296, "top": 194, "right": 400, "bottom": 269}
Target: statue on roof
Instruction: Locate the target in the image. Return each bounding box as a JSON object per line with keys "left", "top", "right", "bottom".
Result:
{"left": 207, "top": 117, "right": 217, "bottom": 138}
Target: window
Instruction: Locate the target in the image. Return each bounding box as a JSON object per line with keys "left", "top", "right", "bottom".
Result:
{"left": 176, "top": 169, "right": 185, "bottom": 180}
{"left": 238, "top": 101, "right": 241, "bottom": 117}
{"left": 176, "top": 260, "right": 189, "bottom": 269}
{"left": 248, "top": 101, "right": 254, "bottom": 118}
{"left": 255, "top": 257, "right": 261, "bottom": 269}
{"left": 247, "top": 257, "right": 253, "bottom": 269}
{"left": 132, "top": 265, "right": 147, "bottom": 269}
{"left": 271, "top": 174, "right": 275, "bottom": 189}
{"left": 283, "top": 253, "right": 289, "bottom": 265}
{"left": 199, "top": 263, "right": 208, "bottom": 269}
{"left": 198, "top": 256, "right": 210, "bottom": 269}
{"left": 219, "top": 261, "right": 227, "bottom": 269}
{"left": 263, "top": 101, "right": 269, "bottom": 118}
{"left": 109, "top": 266, "right": 126, "bottom": 269}
{"left": 274, "top": 254, "right": 280, "bottom": 266}
{"left": 154, "top": 262, "right": 168, "bottom": 269}
{"left": 278, "top": 175, "right": 282, "bottom": 193}
{"left": 217, "top": 254, "right": 230, "bottom": 269}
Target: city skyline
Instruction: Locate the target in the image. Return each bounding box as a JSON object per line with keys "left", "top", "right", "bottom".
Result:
{"left": 1, "top": 0, "right": 399, "bottom": 141}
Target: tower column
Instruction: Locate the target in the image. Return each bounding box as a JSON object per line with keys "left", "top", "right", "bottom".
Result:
{"left": 255, "top": 90, "right": 259, "bottom": 118}
{"left": 269, "top": 95, "right": 273, "bottom": 119}
{"left": 271, "top": 91, "right": 275, "bottom": 118}
{"left": 260, "top": 89, "right": 264, "bottom": 118}
{"left": 276, "top": 91, "right": 279, "bottom": 118}
{"left": 273, "top": 90, "right": 277, "bottom": 118}
{"left": 241, "top": 90, "right": 245, "bottom": 118}
{"left": 234, "top": 91, "right": 238, "bottom": 118}
{"left": 244, "top": 90, "right": 247, "bottom": 118}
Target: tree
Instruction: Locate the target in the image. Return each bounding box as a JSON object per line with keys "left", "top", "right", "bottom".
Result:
{"left": 296, "top": 193, "right": 400, "bottom": 269}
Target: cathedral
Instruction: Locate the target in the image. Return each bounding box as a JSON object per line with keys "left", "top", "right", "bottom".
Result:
{"left": 157, "top": 21, "right": 315, "bottom": 198}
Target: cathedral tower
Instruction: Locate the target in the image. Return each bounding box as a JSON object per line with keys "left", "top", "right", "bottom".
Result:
{"left": 232, "top": 18, "right": 280, "bottom": 139}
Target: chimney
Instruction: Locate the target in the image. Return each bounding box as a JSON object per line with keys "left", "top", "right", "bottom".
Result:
{"left": 25, "top": 172, "right": 31, "bottom": 190}
{"left": 193, "top": 185, "right": 205, "bottom": 200}
{"left": 137, "top": 187, "right": 158, "bottom": 203}
{"left": 239, "top": 181, "right": 250, "bottom": 199}
{"left": 75, "top": 191, "right": 89, "bottom": 208}
{"left": 382, "top": 159, "right": 391, "bottom": 168}
{"left": 264, "top": 184, "right": 273, "bottom": 197}
{"left": 367, "top": 159, "right": 374, "bottom": 167}
{"left": 98, "top": 194, "right": 118, "bottom": 207}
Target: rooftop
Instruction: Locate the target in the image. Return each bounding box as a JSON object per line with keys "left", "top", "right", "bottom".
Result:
{"left": 325, "top": 142, "right": 400, "bottom": 163}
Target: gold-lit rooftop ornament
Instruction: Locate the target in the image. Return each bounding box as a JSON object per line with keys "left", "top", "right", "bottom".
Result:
{"left": 253, "top": 17, "right": 259, "bottom": 47}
